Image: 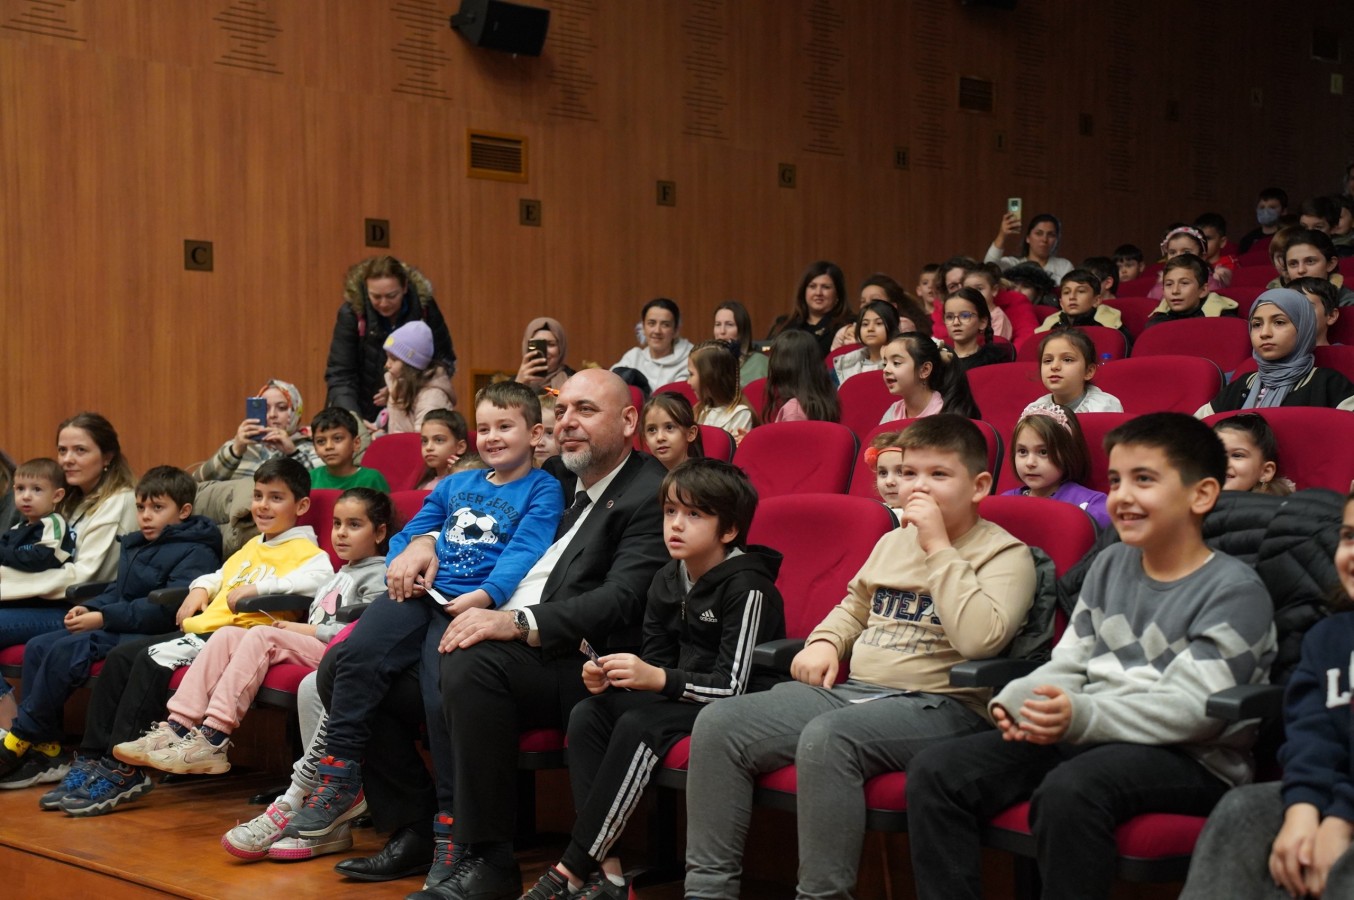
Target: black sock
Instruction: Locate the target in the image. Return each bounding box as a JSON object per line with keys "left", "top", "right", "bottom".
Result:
{"left": 476, "top": 841, "right": 515, "bottom": 868}
{"left": 168, "top": 720, "right": 190, "bottom": 738}
{"left": 200, "top": 726, "right": 228, "bottom": 746}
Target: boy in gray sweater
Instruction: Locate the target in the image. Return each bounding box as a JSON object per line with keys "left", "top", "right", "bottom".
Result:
{"left": 905, "top": 412, "right": 1277, "bottom": 900}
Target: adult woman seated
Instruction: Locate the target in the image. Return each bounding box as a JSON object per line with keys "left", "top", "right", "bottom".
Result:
{"left": 712, "top": 301, "right": 767, "bottom": 386}
{"left": 324, "top": 256, "right": 455, "bottom": 423}
{"left": 767, "top": 261, "right": 852, "bottom": 360}
{"left": 514, "top": 317, "right": 574, "bottom": 392}
{"left": 611, "top": 298, "right": 693, "bottom": 391}
{"left": 985, "top": 211, "right": 1073, "bottom": 280}
{"left": 1197, "top": 288, "right": 1354, "bottom": 416}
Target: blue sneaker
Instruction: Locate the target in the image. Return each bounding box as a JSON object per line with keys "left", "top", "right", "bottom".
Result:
{"left": 59, "top": 761, "right": 154, "bottom": 817}
{"left": 282, "top": 756, "right": 365, "bottom": 838}
{"left": 39, "top": 756, "right": 97, "bottom": 811}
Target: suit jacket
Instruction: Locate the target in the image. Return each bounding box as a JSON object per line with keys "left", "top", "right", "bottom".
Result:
{"left": 532, "top": 451, "right": 668, "bottom": 659}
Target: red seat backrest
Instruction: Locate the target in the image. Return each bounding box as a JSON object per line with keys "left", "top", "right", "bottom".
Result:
{"left": 824, "top": 343, "right": 862, "bottom": 371}
{"left": 1224, "top": 283, "right": 1267, "bottom": 307}
{"left": 1130, "top": 316, "right": 1252, "bottom": 372}
{"left": 698, "top": 424, "right": 735, "bottom": 462}
{"left": 1118, "top": 273, "right": 1159, "bottom": 297}
{"left": 1330, "top": 314, "right": 1354, "bottom": 346}
{"left": 848, "top": 419, "right": 1003, "bottom": 500}
{"left": 1092, "top": 356, "right": 1223, "bottom": 415}
{"left": 966, "top": 362, "right": 1046, "bottom": 450}
{"left": 1073, "top": 412, "right": 1139, "bottom": 494}
{"left": 361, "top": 432, "right": 425, "bottom": 491}
{"left": 734, "top": 421, "right": 858, "bottom": 498}
{"left": 389, "top": 489, "right": 433, "bottom": 534}
{"left": 1101, "top": 296, "right": 1159, "bottom": 340}
{"left": 836, "top": 370, "right": 897, "bottom": 440}
{"left": 298, "top": 489, "right": 342, "bottom": 569}
{"left": 979, "top": 495, "right": 1097, "bottom": 579}
{"left": 1232, "top": 345, "right": 1354, "bottom": 383}
{"left": 1229, "top": 266, "right": 1278, "bottom": 287}
{"left": 655, "top": 380, "right": 697, "bottom": 405}
{"left": 746, "top": 494, "right": 897, "bottom": 641}
{"left": 743, "top": 378, "right": 767, "bottom": 418}
{"left": 1203, "top": 408, "right": 1354, "bottom": 492}
{"left": 1017, "top": 326, "right": 1127, "bottom": 363}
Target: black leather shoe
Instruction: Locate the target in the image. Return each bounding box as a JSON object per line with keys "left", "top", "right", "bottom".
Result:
{"left": 405, "top": 854, "right": 522, "bottom": 900}
{"left": 334, "top": 826, "right": 433, "bottom": 882}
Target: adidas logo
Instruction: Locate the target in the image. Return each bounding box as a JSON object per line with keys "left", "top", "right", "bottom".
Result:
{"left": 699, "top": 609, "right": 718, "bottom": 623}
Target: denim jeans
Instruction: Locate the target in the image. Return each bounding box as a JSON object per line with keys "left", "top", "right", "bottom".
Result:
{"left": 0, "top": 603, "right": 69, "bottom": 698}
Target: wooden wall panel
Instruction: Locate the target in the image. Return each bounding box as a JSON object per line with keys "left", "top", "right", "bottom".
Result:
{"left": 1, "top": 0, "right": 1351, "bottom": 470}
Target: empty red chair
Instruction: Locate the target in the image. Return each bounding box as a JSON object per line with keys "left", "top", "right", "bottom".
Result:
{"left": 361, "top": 432, "right": 425, "bottom": 491}
{"left": 1233, "top": 345, "right": 1354, "bottom": 385}
{"left": 848, "top": 419, "right": 1003, "bottom": 499}
{"left": 1017, "top": 326, "right": 1128, "bottom": 363}
{"left": 654, "top": 380, "right": 697, "bottom": 405}
{"left": 1101, "top": 297, "right": 1159, "bottom": 340}
{"left": 1329, "top": 312, "right": 1354, "bottom": 346}
{"left": 837, "top": 370, "right": 897, "bottom": 441}
{"left": 1092, "top": 356, "right": 1223, "bottom": 415}
{"left": 734, "top": 421, "right": 858, "bottom": 497}
{"left": 1203, "top": 408, "right": 1354, "bottom": 492}
{"left": 1130, "top": 316, "right": 1252, "bottom": 373}
{"left": 1072, "top": 413, "right": 1137, "bottom": 494}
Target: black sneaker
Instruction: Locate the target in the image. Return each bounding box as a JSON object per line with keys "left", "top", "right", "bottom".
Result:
{"left": 519, "top": 866, "right": 573, "bottom": 900}
{"left": 0, "top": 740, "right": 26, "bottom": 780}
{"left": 406, "top": 854, "right": 522, "bottom": 900}
{"left": 0, "top": 749, "right": 70, "bottom": 790}
{"left": 577, "top": 873, "right": 630, "bottom": 899}
{"left": 59, "top": 761, "right": 154, "bottom": 816}
{"left": 39, "top": 756, "right": 96, "bottom": 810}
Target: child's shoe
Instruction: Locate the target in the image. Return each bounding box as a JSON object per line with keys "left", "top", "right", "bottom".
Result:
{"left": 0, "top": 732, "right": 27, "bottom": 779}
{"left": 266, "top": 822, "right": 353, "bottom": 861}
{"left": 112, "top": 721, "right": 181, "bottom": 767}
{"left": 520, "top": 866, "right": 574, "bottom": 900}
{"left": 60, "top": 761, "right": 154, "bottom": 817}
{"left": 577, "top": 873, "right": 633, "bottom": 899}
{"left": 145, "top": 728, "right": 231, "bottom": 775}
{"left": 221, "top": 798, "right": 296, "bottom": 860}
{"left": 0, "top": 744, "right": 69, "bottom": 790}
{"left": 282, "top": 756, "right": 366, "bottom": 837}
{"left": 39, "top": 756, "right": 97, "bottom": 810}
{"left": 424, "top": 811, "right": 460, "bottom": 888}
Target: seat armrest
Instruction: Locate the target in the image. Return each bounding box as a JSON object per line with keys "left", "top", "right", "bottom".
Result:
{"left": 1206, "top": 684, "right": 1283, "bottom": 721}
{"left": 234, "top": 594, "right": 313, "bottom": 614}
{"left": 752, "top": 638, "right": 805, "bottom": 674}
{"left": 949, "top": 658, "right": 1039, "bottom": 688}
{"left": 65, "top": 581, "right": 113, "bottom": 602}
{"left": 336, "top": 601, "right": 372, "bottom": 624}
{"left": 149, "top": 587, "right": 191, "bottom": 607}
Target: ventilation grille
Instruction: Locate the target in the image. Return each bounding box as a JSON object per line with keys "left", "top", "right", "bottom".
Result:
{"left": 958, "top": 76, "right": 995, "bottom": 113}
{"left": 467, "top": 130, "right": 528, "bottom": 182}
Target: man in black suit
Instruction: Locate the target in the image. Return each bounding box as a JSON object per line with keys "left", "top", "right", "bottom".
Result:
{"left": 327, "top": 369, "right": 667, "bottom": 898}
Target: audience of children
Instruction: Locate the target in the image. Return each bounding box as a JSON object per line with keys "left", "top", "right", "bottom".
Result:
{"left": 1237, "top": 187, "right": 1288, "bottom": 255}
{"left": 1006, "top": 261, "right": 1060, "bottom": 311}
{"left": 864, "top": 430, "right": 908, "bottom": 516}
{"left": 711, "top": 301, "right": 768, "bottom": 386}
{"left": 0, "top": 458, "right": 75, "bottom": 574}
{"left": 915, "top": 264, "right": 942, "bottom": 315}
{"left": 308, "top": 407, "right": 391, "bottom": 491}
{"left": 0, "top": 467, "right": 220, "bottom": 788}
{"left": 195, "top": 379, "right": 322, "bottom": 481}
{"left": 906, "top": 413, "right": 1278, "bottom": 900}
{"left": 1289, "top": 276, "right": 1342, "bottom": 346}
{"left": 611, "top": 298, "right": 694, "bottom": 390}
{"left": 380, "top": 320, "right": 457, "bottom": 434}
{"left": 1194, "top": 213, "right": 1239, "bottom": 287}
{"left": 1000, "top": 403, "right": 1110, "bottom": 528}
{"left": 1198, "top": 288, "right": 1354, "bottom": 415}
{"left": 514, "top": 317, "right": 573, "bottom": 393}
{"left": 956, "top": 264, "right": 1015, "bottom": 341}
{"left": 767, "top": 260, "right": 852, "bottom": 359}
{"left": 1113, "top": 243, "right": 1146, "bottom": 284}
{"left": 687, "top": 340, "right": 757, "bottom": 435}
{"left": 880, "top": 332, "right": 982, "bottom": 422}
{"left": 944, "top": 288, "right": 1011, "bottom": 372}
{"left": 417, "top": 408, "right": 471, "bottom": 490}
{"left": 986, "top": 211, "right": 1074, "bottom": 279}
{"left": 1212, "top": 414, "right": 1295, "bottom": 497}
{"left": 1035, "top": 268, "right": 1131, "bottom": 342}
{"left": 1285, "top": 229, "right": 1354, "bottom": 306}
{"left": 761, "top": 330, "right": 841, "bottom": 423}
{"left": 1033, "top": 328, "right": 1124, "bottom": 414}
{"left": 832, "top": 300, "right": 901, "bottom": 384}
{"left": 1145, "top": 253, "right": 1239, "bottom": 327}
{"left": 1143, "top": 226, "right": 1231, "bottom": 300}
{"left": 520, "top": 458, "right": 784, "bottom": 900}
{"left": 640, "top": 392, "right": 703, "bottom": 470}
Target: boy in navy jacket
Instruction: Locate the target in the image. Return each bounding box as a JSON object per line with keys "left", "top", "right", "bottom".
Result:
{"left": 0, "top": 466, "right": 221, "bottom": 788}
{"left": 520, "top": 458, "right": 785, "bottom": 900}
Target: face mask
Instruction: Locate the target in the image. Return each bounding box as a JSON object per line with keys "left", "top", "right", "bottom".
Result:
{"left": 1257, "top": 207, "right": 1280, "bottom": 227}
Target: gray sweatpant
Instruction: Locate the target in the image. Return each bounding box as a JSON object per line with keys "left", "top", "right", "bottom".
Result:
{"left": 684, "top": 680, "right": 988, "bottom": 900}
{"left": 1180, "top": 781, "right": 1354, "bottom": 899}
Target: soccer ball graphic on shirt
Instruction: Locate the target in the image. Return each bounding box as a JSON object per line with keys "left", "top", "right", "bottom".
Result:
{"left": 441, "top": 506, "right": 501, "bottom": 575}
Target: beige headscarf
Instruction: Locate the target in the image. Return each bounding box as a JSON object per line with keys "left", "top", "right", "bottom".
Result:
{"left": 521, "top": 317, "right": 570, "bottom": 390}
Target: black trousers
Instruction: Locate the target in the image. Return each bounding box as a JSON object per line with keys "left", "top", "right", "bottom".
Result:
{"left": 560, "top": 692, "right": 699, "bottom": 876}
{"left": 78, "top": 631, "right": 184, "bottom": 755}
{"left": 441, "top": 639, "right": 589, "bottom": 845}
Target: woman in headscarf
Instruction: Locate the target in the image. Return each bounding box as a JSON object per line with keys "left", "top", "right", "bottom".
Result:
{"left": 195, "top": 378, "right": 322, "bottom": 481}
{"left": 514, "top": 317, "right": 574, "bottom": 392}
{"left": 1197, "top": 289, "right": 1354, "bottom": 415}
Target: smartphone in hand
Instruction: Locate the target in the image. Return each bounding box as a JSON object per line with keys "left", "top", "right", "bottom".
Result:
{"left": 245, "top": 396, "right": 268, "bottom": 440}
{"left": 1007, "top": 197, "right": 1022, "bottom": 222}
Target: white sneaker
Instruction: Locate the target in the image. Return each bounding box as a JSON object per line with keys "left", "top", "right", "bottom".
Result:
{"left": 267, "top": 822, "right": 354, "bottom": 861}
{"left": 112, "top": 722, "right": 180, "bottom": 767}
{"left": 222, "top": 799, "right": 296, "bottom": 861}
{"left": 144, "top": 728, "right": 231, "bottom": 775}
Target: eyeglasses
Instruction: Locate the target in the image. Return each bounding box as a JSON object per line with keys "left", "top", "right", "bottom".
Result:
{"left": 944, "top": 312, "right": 978, "bottom": 323}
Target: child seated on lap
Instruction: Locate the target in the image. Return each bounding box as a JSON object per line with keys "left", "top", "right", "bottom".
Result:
{"left": 0, "top": 459, "right": 75, "bottom": 573}
{"left": 905, "top": 413, "right": 1278, "bottom": 900}
{"left": 683, "top": 415, "right": 1036, "bottom": 900}
{"left": 308, "top": 406, "right": 390, "bottom": 491}
{"left": 0, "top": 466, "right": 220, "bottom": 789}
{"left": 522, "top": 459, "right": 784, "bottom": 899}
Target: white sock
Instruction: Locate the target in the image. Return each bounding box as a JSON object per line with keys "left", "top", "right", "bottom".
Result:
{"left": 281, "top": 785, "right": 307, "bottom": 810}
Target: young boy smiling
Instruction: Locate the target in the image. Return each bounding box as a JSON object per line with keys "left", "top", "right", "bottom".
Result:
{"left": 906, "top": 413, "right": 1277, "bottom": 900}
{"left": 522, "top": 459, "right": 784, "bottom": 899}
{"left": 683, "top": 416, "right": 1036, "bottom": 900}
{"left": 308, "top": 406, "right": 390, "bottom": 492}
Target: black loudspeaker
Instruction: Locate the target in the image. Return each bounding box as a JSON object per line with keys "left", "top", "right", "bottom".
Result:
{"left": 450, "top": 0, "right": 550, "bottom": 57}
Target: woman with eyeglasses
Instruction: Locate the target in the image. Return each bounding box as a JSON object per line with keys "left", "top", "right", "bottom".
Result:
{"left": 945, "top": 288, "right": 1012, "bottom": 372}
{"left": 324, "top": 256, "right": 456, "bottom": 424}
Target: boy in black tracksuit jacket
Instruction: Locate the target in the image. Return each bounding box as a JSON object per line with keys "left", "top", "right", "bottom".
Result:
{"left": 0, "top": 467, "right": 221, "bottom": 787}
{"left": 521, "top": 459, "right": 785, "bottom": 899}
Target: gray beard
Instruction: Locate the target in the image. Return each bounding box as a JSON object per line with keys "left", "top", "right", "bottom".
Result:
{"left": 561, "top": 446, "right": 594, "bottom": 475}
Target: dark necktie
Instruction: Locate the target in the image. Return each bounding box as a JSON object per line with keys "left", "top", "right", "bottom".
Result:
{"left": 554, "top": 490, "right": 592, "bottom": 540}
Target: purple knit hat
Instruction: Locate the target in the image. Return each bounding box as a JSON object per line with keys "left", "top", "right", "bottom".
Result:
{"left": 384, "top": 321, "right": 434, "bottom": 369}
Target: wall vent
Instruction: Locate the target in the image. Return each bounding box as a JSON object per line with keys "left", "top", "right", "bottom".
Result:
{"left": 467, "top": 130, "right": 528, "bottom": 182}
{"left": 958, "top": 76, "right": 995, "bottom": 113}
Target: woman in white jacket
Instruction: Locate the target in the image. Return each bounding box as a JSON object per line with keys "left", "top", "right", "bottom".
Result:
{"left": 612, "top": 298, "right": 694, "bottom": 392}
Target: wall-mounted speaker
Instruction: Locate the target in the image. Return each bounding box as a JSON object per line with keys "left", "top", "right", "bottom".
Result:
{"left": 450, "top": 0, "right": 551, "bottom": 57}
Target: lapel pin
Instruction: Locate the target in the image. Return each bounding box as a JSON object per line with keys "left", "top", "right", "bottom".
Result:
{"left": 606, "top": 500, "right": 614, "bottom": 509}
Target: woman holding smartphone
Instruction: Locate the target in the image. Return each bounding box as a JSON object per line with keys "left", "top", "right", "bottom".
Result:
{"left": 515, "top": 317, "right": 573, "bottom": 392}
{"left": 985, "top": 205, "right": 1073, "bottom": 280}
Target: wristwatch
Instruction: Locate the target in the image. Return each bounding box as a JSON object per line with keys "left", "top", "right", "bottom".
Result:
{"left": 511, "top": 610, "right": 530, "bottom": 642}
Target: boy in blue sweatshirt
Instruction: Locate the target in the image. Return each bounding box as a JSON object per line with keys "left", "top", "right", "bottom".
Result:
{"left": 0, "top": 466, "right": 221, "bottom": 789}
